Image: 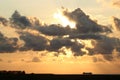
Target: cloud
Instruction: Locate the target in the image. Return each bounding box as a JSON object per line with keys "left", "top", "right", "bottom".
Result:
{"left": 69, "top": 33, "right": 103, "bottom": 40}
{"left": 19, "top": 32, "right": 48, "bottom": 51}
{"left": 71, "top": 41, "right": 85, "bottom": 56}
{"left": 0, "top": 8, "right": 120, "bottom": 61}
{"left": 0, "top": 17, "right": 8, "bottom": 26}
{"left": 57, "top": 8, "right": 120, "bottom": 60}
{"left": 36, "top": 24, "right": 71, "bottom": 36}
{"left": 87, "top": 36, "right": 120, "bottom": 61}
{"left": 62, "top": 8, "right": 110, "bottom": 33}
{"left": 10, "top": 10, "right": 42, "bottom": 29}
{"left": 48, "top": 38, "right": 73, "bottom": 51}
{"left": 48, "top": 37, "right": 85, "bottom": 56}
{"left": 0, "top": 32, "right": 18, "bottom": 53}
{"left": 92, "top": 37, "right": 120, "bottom": 54}
{"left": 32, "top": 57, "right": 41, "bottom": 62}
{"left": 112, "top": 16, "right": 120, "bottom": 31}
{"left": 10, "top": 10, "right": 32, "bottom": 29}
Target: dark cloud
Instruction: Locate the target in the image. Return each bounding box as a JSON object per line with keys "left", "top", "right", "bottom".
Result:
{"left": 0, "top": 32, "right": 18, "bottom": 53}
{"left": 71, "top": 41, "right": 85, "bottom": 56}
{"left": 86, "top": 36, "right": 120, "bottom": 61}
{"left": 48, "top": 37, "right": 85, "bottom": 56}
{"left": 19, "top": 32, "right": 48, "bottom": 51}
{"left": 0, "top": 17, "right": 8, "bottom": 26}
{"left": 10, "top": 10, "right": 32, "bottom": 29}
{"left": 29, "top": 17, "right": 41, "bottom": 27}
{"left": 35, "top": 8, "right": 112, "bottom": 38}
{"left": 48, "top": 38, "right": 73, "bottom": 51}
{"left": 62, "top": 8, "right": 111, "bottom": 33}
{"left": 0, "top": 8, "right": 120, "bottom": 61}
{"left": 69, "top": 33, "right": 103, "bottom": 40}
{"left": 112, "top": 16, "right": 120, "bottom": 31}
{"left": 0, "top": 32, "right": 5, "bottom": 40}
{"left": 32, "top": 57, "right": 41, "bottom": 62}
{"left": 91, "top": 37, "right": 120, "bottom": 54}
{"left": 36, "top": 24, "right": 71, "bottom": 36}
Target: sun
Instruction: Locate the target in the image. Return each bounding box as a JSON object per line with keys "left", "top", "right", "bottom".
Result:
{"left": 54, "top": 9, "right": 76, "bottom": 29}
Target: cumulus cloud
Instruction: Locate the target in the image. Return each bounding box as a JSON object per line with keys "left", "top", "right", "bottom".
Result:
{"left": 86, "top": 36, "right": 120, "bottom": 61}
{"left": 0, "top": 8, "right": 120, "bottom": 61}
{"left": 0, "top": 17, "right": 8, "bottom": 26}
{"left": 62, "top": 8, "right": 110, "bottom": 33}
{"left": 10, "top": 10, "right": 32, "bottom": 29}
{"left": 92, "top": 37, "right": 120, "bottom": 54}
{"left": 19, "top": 32, "right": 48, "bottom": 51}
{"left": 57, "top": 8, "right": 120, "bottom": 60}
{"left": 71, "top": 41, "right": 85, "bottom": 56}
{"left": 10, "top": 10, "right": 42, "bottom": 29}
{"left": 48, "top": 37, "right": 85, "bottom": 56}
{"left": 36, "top": 24, "right": 71, "bottom": 36}
{"left": 49, "top": 38, "right": 73, "bottom": 51}
{"left": 0, "top": 32, "right": 18, "bottom": 53}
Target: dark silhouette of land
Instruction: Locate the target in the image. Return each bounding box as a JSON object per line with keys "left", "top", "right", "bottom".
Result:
{"left": 0, "top": 70, "right": 120, "bottom": 80}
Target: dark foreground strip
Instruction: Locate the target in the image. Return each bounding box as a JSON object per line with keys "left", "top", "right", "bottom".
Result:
{"left": 0, "top": 74, "right": 120, "bottom": 80}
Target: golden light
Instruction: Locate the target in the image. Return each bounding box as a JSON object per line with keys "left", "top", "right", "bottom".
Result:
{"left": 77, "top": 39, "right": 95, "bottom": 54}
{"left": 81, "top": 40, "right": 94, "bottom": 48}
{"left": 54, "top": 9, "right": 76, "bottom": 29}
{"left": 59, "top": 47, "right": 73, "bottom": 58}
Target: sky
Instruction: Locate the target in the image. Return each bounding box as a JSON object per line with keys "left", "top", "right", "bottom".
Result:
{"left": 0, "top": 0, "right": 120, "bottom": 24}
{"left": 0, "top": 0, "right": 120, "bottom": 74}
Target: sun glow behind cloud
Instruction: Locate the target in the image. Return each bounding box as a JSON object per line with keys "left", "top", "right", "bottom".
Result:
{"left": 54, "top": 9, "right": 76, "bottom": 29}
